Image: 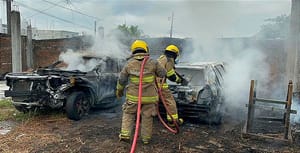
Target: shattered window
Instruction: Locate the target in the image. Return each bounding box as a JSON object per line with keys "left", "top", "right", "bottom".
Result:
{"left": 173, "top": 68, "right": 205, "bottom": 86}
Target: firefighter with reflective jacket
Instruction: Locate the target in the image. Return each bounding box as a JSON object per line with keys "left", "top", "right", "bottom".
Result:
{"left": 157, "top": 44, "right": 187, "bottom": 126}
{"left": 116, "top": 40, "right": 166, "bottom": 144}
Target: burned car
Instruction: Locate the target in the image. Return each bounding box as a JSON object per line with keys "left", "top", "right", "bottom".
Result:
{"left": 4, "top": 56, "right": 125, "bottom": 121}
{"left": 166, "top": 62, "right": 225, "bottom": 124}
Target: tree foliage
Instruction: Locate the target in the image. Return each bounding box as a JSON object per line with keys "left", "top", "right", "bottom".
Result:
{"left": 256, "top": 14, "right": 289, "bottom": 39}
{"left": 113, "top": 24, "right": 145, "bottom": 46}
{"left": 117, "top": 24, "right": 143, "bottom": 38}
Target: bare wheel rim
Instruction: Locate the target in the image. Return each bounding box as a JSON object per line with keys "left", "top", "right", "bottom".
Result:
{"left": 75, "top": 95, "right": 88, "bottom": 117}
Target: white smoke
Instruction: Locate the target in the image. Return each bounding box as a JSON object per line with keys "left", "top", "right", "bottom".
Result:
{"left": 92, "top": 29, "right": 130, "bottom": 58}
{"left": 58, "top": 49, "right": 101, "bottom": 72}
{"left": 223, "top": 48, "right": 269, "bottom": 116}
{"left": 181, "top": 35, "right": 274, "bottom": 121}
{"left": 292, "top": 98, "right": 300, "bottom": 123}
{"left": 58, "top": 28, "right": 131, "bottom": 72}
{"left": 171, "top": 1, "right": 290, "bottom": 121}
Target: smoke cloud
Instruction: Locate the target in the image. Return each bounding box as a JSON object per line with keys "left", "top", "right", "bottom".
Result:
{"left": 59, "top": 28, "right": 131, "bottom": 72}
{"left": 55, "top": 1, "right": 291, "bottom": 122}
{"left": 92, "top": 29, "right": 130, "bottom": 58}
{"left": 176, "top": 1, "right": 288, "bottom": 121}
{"left": 181, "top": 37, "right": 272, "bottom": 121}
{"left": 59, "top": 49, "right": 104, "bottom": 72}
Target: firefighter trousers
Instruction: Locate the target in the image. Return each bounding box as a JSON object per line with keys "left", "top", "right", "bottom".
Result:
{"left": 161, "top": 88, "right": 179, "bottom": 121}
{"left": 120, "top": 100, "right": 156, "bottom": 142}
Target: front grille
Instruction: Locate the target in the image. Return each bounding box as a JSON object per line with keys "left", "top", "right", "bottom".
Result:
{"left": 12, "top": 80, "right": 32, "bottom": 91}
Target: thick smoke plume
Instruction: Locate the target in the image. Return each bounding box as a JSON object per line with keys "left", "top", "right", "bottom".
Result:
{"left": 182, "top": 38, "right": 273, "bottom": 121}
{"left": 176, "top": 2, "right": 287, "bottom": 121}
{"left": 59, "top": 30, "right": 130, "bottom": 71}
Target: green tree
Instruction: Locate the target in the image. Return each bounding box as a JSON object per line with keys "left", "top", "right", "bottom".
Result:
{"left": 117, "top": 24, "right": 143, "bottom": 38}
{"left": 256, "top": 14, "right": 289, "bottom": 39}
{"left": 114, "top": 24, "right": 144, "bottom": 46}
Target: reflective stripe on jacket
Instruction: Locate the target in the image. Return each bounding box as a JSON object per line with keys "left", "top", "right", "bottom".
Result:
{"left": 157, "top": 55, "right": 181, "bottom": 87}
{"left": 130, "top": 75, "right": 155, "bottom": 84}
{"left": 117, "top": 53, "right": 166, "bottom": 104}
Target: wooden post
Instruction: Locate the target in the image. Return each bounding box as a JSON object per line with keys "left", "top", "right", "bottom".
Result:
{"left": 284, "top": 80, "right": 293, "bottom": 139}
{"left": 246, "top": 80, "right": 256, "bottom": 133}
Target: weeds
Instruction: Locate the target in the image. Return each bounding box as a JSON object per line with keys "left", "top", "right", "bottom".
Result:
{"left": 0, "top": 99, "right": 36, "bottom": 121}
{"left": 0, "top": 99, "right": 66, "bottom": 122}
{"left": 0, "top": 99, "right": 14, "bottom": 108}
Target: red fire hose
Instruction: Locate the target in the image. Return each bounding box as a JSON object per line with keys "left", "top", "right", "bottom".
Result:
{"left": 130, "top": 56, "right": 179, "bottom": 153}
{"left": 156, "top": 79, "right": 179, "bottom": 134}
{"left": 130, "top": 56, "right": 149, "bottom": 153}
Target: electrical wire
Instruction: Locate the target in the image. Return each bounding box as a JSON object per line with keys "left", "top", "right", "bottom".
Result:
{"left": 15, "top": 1, "right": 91, "bottom": 30}
{"left": 24, "top": 0, "right": 64, "bottom": 19}
{"left": 42, "top": 0, "right": 101, "bottom": 21}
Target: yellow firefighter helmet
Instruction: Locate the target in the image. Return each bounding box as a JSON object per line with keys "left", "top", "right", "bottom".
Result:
{"left": 165, "top": 44, "right": 179, "bottom": 56}
{"left": 130, "top": 40, "right": 149, "bottom": 53}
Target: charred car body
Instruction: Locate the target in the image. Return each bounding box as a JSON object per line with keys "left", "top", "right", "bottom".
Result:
{"left": 4, "top": 56, "right": 125, "bottom": 120}
{"left": 167, "top": 62, "right": 225, "bottom": 124}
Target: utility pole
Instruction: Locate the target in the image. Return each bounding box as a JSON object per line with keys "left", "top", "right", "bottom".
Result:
{"left": 169, "top": 12, "right": 174, "bottom": 38}
{"left": 286, "top": 0, "right": 300, "bottom": 96}
{"left": 6, "top": 0, "right": 11, "bottom": 35}
{"left": 26, "top": 22, "right": 33, "bottom": 69}
{"left": 11, "top": 10, "right": 22, "bottom": 72}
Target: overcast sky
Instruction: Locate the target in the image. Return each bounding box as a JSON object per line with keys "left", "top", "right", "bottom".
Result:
{"left": 0, "top": 0, "right": 291, "bottom": 38}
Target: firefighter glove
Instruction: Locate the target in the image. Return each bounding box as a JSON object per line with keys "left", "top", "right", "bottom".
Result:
{"left": 116, "top": 89, "right": 124, "bottom": 99}
{"left": 181, "top": 78, "right": 188, "bottom": 86}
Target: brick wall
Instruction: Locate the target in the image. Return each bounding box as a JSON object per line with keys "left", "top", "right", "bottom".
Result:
{"left": 0, "top": 35, "right": 12, "bottom": 75}
{"left": 33, "top": 37, "right": 92, "bottom": 68}
{"left": 0, "top": 34, "right": 92, "bottom": 76}
{"left": 0, "top": 34, "right": 27, "bottom": 76}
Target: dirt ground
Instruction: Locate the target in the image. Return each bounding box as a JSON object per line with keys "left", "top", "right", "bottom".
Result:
{"left": 0, "top": 105, "right": 300, "bottom": 153}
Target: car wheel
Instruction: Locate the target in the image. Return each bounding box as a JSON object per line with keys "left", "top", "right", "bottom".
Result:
{"left": 66, "top": 91, "right": 90, "bottom": 121}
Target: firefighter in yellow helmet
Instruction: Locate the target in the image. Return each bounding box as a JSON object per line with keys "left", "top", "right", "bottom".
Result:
{"left": 116, "top": 40, "right": 166, "bottom": 144}
{"left": 157, "top": 44, "right": 187, "bottom": 126}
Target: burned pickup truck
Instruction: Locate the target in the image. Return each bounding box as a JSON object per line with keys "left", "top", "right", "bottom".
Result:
{"left": 167, "top": 62, "right": 226, "bottom": 125}
{"left": 4, "top": 56, "right": 125, "bottom": 120}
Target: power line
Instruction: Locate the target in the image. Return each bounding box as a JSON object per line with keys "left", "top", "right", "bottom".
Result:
{"left": 42, "top": 0, "right": 102, "bottom": 21}
{"left": 15, "top": 1, "right": 92, "bottom": 30}
{"left": 24, "top": 0, "right": 64, "bottom": 19}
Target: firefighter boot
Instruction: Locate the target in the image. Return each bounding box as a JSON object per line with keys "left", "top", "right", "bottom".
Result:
{"left": 167, "top": 118, "right": 184, "bottom": 127}
{"left": 167, "top": 114, "right": 184, "bottom": 127}
{"left": 119, "top": 129, "right": 131, "bottom": 143}
{"left": 142, "top": 137, "right": 150, "bottom": 145}
{"left": 119, "top": 133, "right": 130, "bottom": 143}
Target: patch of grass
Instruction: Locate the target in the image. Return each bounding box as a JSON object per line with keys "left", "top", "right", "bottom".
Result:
{"left": 0, "top": 108, "right": 18, "bottom": 121}
{"left": 13, "top": 111, "right": 37, "bottom": 122}
{"left": 0, "top": 99, "right": 34, "bottom": 121}
{"left": 0, "top": 99, "right": 66, "bottom": 121}
{"left": 0, "top": 99, "right": 14, "bottom": 108}
{"left": 0, "top": 109, "right": 41, "bottom": 122}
